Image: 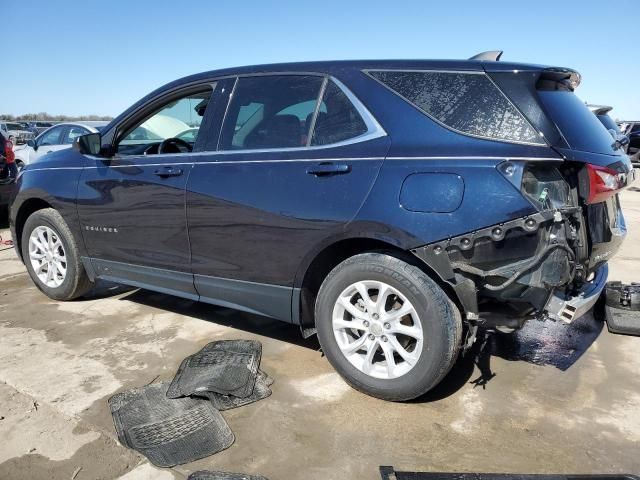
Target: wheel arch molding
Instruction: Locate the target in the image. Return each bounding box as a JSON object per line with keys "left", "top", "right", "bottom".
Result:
{"left": 292, "top": 233, "right": 465, "bottom": 327}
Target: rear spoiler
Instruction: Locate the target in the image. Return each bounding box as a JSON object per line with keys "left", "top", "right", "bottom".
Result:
{"left": 536, "top": 67, "right": 582, "bottom": 91}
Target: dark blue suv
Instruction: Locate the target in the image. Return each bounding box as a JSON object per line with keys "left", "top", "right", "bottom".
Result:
{"left": 9, "top": 54, "right": 635, "bottom": 400}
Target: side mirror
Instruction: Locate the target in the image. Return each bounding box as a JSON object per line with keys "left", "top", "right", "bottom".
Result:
{"left": 27, "top": 139, "right": 36, "bottom": 150}
{"left": 74, "top": 133, "right": 102, "bottom": 155}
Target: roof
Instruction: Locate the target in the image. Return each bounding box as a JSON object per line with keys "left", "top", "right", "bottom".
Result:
{"left": 173, "top": 58, "right": 555, "bottom": 83}
{"left": 106, "top": 57, "right": 573, "bottom": 133}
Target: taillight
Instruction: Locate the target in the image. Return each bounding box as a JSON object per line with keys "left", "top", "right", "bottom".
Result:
{"left": 586, "top": 164, "right": 623, "bottom": 204}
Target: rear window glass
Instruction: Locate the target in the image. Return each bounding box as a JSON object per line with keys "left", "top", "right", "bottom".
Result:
{"left": 597, "top": 114, "right": 620, "bottom": 134}
{"left": 538, "top": 91, "right": 617, "bottom": 155}
{"left": 369, "top": 71, "right": 544, "bottom": 145}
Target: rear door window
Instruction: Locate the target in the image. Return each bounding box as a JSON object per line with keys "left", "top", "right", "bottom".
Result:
{"left": 311, "top": 81, "right": 368, "bottom": 146}
{"left": 220, "top": 75, "right": 324, "bottom": 150}
{"left": 368, "top": 70, "right": 544, "bottom": 145}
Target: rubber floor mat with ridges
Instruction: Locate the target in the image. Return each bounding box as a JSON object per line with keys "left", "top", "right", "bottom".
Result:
{"left": 109, "top": 382, "right": 234, "bottom": 467}
{"left": 204, "top": 370, "right": 273, "bottom": 411}
{"left": 167, "top": 340, "right": 262, "bottom": 399}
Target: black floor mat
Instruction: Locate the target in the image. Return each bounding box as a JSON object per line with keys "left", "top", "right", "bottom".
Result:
{"left": 605, "top": 305, "right": 640, "bottom": 336}
{"left": 379, "top": 468, "right": 639, "bottom": 480}
{"left": 188, "top": 471, "right": 268, "bottom": 480}
{"left": 109, "top": 382, "right": 234, "bottom": 467}
{"left": 167, "top": 340, "right": 262, "bottom": 399}
{"left": 604, "top": 282, "right": 640, "bottom": 336}
{"left": 204, "top": 370, "right": 273, "bottom": 411}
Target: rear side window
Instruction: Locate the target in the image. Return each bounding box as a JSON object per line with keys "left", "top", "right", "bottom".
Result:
{"left": 311, "top": 81, "right": 368, "bottom": 146}
{"left": 220, "top": 75, "right": 324, "bottom": 150}
{"left": 368, "top": 71, "right": 544, "bottom": 145}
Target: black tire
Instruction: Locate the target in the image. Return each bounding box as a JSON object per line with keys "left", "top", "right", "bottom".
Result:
{"left": 315, "top": 252, "right": 462, "bottom": 401}
{"left": 21, "top": 208, "right": 92, "bottom": 300}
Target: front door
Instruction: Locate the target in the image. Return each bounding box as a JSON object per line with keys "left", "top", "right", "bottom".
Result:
{"left": 187, "top": 74, "right": 389, "bottom": 320}
{"left": 77, "top": 85, "right": 218, "bottom": 299}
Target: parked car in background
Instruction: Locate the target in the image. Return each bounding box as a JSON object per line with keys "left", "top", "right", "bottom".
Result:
{"left": 10, "top": 54, "right": 636, "bottom": 401}
{"left": 0, "top": 132, "right": 16, "bottom": 215}
{"left": 627, "top": 122, "right": 640, "bottom": 153}
{"left": 27, "top": 121, "right": 56, "bottom": 136}
{"left": 0, "top": 122, "right": 35, "bottom": 145}
{"left": 13, "top": 122, "right": 108, "bottom": 169}
{"left": 618, "top": 121, "right": 640, "bottom": 167}
{"left": 588, "top": 105, "right": 630, "bottom": 152}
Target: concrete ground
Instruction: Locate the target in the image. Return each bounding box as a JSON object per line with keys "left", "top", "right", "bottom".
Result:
{"left": 1, "top": 188, "right": 640, "bottom": 480}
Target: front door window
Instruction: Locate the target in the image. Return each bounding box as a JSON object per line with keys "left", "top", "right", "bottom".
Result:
{"left": 117, "top": 86, "right": 215, "bottom": 155}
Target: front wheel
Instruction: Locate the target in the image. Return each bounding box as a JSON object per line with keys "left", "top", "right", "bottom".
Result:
{"left": 315, "top": 252, "right": 462, "bottom": 401}
{"left": 21, "top": 208, "right": 92, "bottom": 300}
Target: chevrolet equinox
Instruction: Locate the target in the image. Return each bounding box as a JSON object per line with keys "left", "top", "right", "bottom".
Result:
{"left": 10, "top": 52, "right": 635, "bottom": 400}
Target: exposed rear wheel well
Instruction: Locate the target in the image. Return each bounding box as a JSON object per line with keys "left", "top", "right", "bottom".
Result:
{"left": 298, "top": 238, "right": 462, "bottom": 327}
{"left": 14, "top": 198, "right": 53, "bottom": 260}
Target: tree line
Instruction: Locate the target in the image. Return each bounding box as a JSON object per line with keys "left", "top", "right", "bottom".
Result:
{"left": 0, "top": 113, "right": 113, "bottom": 121}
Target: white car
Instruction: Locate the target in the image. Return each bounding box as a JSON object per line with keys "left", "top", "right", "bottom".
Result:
{"left": 0, "top": 122, "right": 34, "bottom": 145}
{"left": 14, "top": 122, "right": 107, "bottom": 168}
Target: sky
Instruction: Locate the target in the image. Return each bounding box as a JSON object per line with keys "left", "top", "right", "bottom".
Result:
{"left": 1, "top": 0, "right": 638, "bottom": 120}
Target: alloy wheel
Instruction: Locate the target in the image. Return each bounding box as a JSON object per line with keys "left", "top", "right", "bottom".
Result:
{"left": 332, "top": 280, "right": 423, "bottom": 379}
{"left": 28, "top": 226, "right": 67, "bottom": 288}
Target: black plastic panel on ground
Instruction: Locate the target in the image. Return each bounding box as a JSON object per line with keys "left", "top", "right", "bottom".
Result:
{"left": 379, "top": 468, "right": 640, "bottom": 480}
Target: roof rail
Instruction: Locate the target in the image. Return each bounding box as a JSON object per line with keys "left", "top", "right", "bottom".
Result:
{"left": 469, "top": 50, "right": 503, "bottom": 61}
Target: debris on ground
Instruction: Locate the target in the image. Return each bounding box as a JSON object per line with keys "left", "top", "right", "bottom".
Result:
{"left": 379, "top": 467, "right": 640, "bottom": 480}
{"left": 109, "top": 340, "right": 272, "bottom": 467}
{"left": 167, "top": 340, "right": 262, "bottom": 399}
{"left": 604, "top": 282, "right": 640, "bottom": 336}
{"left": 188, "top": 471, "right": 269, "bottom": 480}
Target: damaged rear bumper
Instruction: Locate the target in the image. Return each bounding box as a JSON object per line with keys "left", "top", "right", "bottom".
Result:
{"left": 545, "top": 264, "right": 608, "bottom": 323}
{"left": 411, "top": 205, "right": 612, "bottom": 325}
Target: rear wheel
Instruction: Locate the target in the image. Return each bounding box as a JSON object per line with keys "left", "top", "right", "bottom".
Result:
{"left": 21, "top": 208, "right": 92, "bottom": 300}
{"left": 315, "top": 252, "right": 462, "bottom": 401}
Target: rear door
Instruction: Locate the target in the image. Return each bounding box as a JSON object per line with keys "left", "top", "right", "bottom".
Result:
{"left": 77, "top": 84, "right": 218, "bottom": 299}
{"left": 186, "top": 74, "right": 389, "bottom": 321}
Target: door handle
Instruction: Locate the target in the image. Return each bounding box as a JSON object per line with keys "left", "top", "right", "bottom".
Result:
{"left": 153, "top": 167, "right": 183, "bottom": 178}
{"left": 306, "top": 163, "right": 351, "bottom": 176}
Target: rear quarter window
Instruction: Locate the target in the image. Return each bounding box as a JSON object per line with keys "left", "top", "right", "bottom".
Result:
{"left": 368, "top": 70, "right": 544, "bottom": 145}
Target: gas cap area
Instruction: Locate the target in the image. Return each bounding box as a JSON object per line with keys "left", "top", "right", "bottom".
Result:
{"left": 399, "top": 173, "right": 464, "bottom": 213}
